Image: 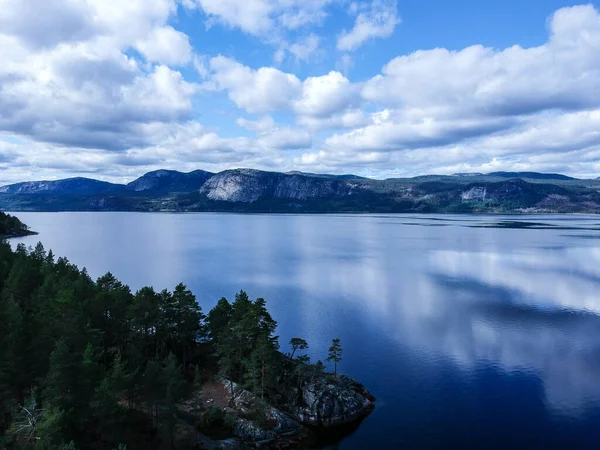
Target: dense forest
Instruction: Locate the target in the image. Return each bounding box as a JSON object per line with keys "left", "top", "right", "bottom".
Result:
{"left": 0, "top": 239, "right": 353, "bottom": 449}
{"left": 0, "top": 212, "right": 34, "bottom": 238}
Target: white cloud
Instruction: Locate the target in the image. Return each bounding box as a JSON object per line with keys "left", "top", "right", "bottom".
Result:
{"left": 2, "top": 2, "right": 600, "bottom": 182}
{"left": 236, "top": 116, "right": 276, "bottom": 132}
{"left": 134, "top": 26, "right": 193, "bottom": 65}
{"left": 363, "top": 5, "right": 600, "bottom": 116}
{"left": 209, "top": 56, "right": 302, "bottom": 113}
{"left": 187, "top": 0, "right": 333, "bottom": 36}
{"left": 288, "top": 34, "right": 321, "bottom": 63}
{"left": 337, "top": 0, "right": 399, "bottom": 51}
{"left": 301, "top": 4, "right": 600, "bottom": 176}
{"left": 209, "top": 59, "right": 361, "bottom": 120}
{"left": 257, "top": 127, "right": 312, "bottom": 149}
{"left": 293, "top": 71, "right": 358, "bottom": 117}
{"left": 297, "top": 109, "right": 370, "bottom": 130}
{"left": 0, "top": 0, "right": 199, "bottom": 151}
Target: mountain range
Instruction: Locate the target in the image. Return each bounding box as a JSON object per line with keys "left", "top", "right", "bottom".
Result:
{"left": 1, "top": 169, "right": 599, "bottom": 213}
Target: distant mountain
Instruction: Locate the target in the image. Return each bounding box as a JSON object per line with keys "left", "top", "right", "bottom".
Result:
{"left": 488, "top": 171, "right": 576, "bottom": 181}
{"left": 126, "top": 169, "right": 213, "bottom": 193}
{"left": 286, "top": 171, "right": 367, "bottom": 180}
{"left": 0, "top": 177, "right": 124, "bottom": 194}
{"left": 1, "top": 169, "right": 599, "bottom": 213}
{"left": 452, "top": 172, "right": 484, "bottom": 177}
{"left": 200, "top": 169, "right": 353, "bottom": 203}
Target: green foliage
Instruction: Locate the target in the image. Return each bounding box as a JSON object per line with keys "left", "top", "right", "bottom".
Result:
{"left": 327, "top": 338, "right": 343, "bottom": 376}
{"left": 198, "top": 406, "right": 236, "bottom": 439}
{"left": 0, "top": 239, "right": 341, "bottom": 449}
{"left": 289, "top": 337, "right": 309, "bottom": 359}
{"left": 0, "top": 211, "right": 31, "bottom": 238}
{"left": 0, "top": 242, "right": 209, "bottom": 449}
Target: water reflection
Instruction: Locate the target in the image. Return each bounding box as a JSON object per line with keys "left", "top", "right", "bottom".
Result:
{"left": 426, "top": 246, "right": 600, "bottom": 415}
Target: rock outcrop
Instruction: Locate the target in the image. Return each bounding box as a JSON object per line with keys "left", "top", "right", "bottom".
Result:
{"left": 287, "top": 375, "right": 376, "bottom": 428}
{"left": 199, "top": 169, "right": 354, "bottom": 203}
{"left": 221, "top": 380, "right": 307, "bottom": 446}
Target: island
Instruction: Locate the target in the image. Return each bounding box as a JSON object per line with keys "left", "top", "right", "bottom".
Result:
{"left": 0, "top": 236, "right": 375, "bottom": 449}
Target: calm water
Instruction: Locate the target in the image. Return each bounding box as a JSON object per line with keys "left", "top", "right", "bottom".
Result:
{"left": 10, "top": 212, "right": 600, "bottom": 450}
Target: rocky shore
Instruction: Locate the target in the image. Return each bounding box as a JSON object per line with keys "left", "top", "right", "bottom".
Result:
{"left": 187, "top": 374, "right": 375, "bottom": 449}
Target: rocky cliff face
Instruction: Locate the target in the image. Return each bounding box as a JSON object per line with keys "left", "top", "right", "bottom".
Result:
{"left": 199, "top": 169, "right": 354, "bottom": 203}
{"left": 287, "top": 375, "right": 376, "bottom": 428}
{"left": 200, "top": 169, "right": 278, "bottom": 202}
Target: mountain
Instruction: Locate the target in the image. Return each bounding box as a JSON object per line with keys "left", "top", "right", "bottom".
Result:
{"left": 488, "top": 171, "right": 576, "bottom": 181}
{"left": 1, "top": 169, "right": 599, "bottom": 213}
{"left": 286, "top": 171, "right": 367, "bottom": 180}
{"left": 0, "top": 177, "right": 124, "bottom": 194}
{"left": 453, "top": 172, "right": 485, "bottom": 177}
{"left": 126, "top": 169, "right": 213, "bottom": 193}
{"left": 199, "top": 169, "right": 353, "bottom": 203}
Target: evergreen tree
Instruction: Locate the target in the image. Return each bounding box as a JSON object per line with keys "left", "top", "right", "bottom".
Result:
{"left": 0, "top": 237, "right": 330, "bottom": 449}
{"left": 160, "top": 353, "right": 186, "bottom": 450}
{"left": 289, "top": 338, "right": 309, "bottom": 359}
{"left": 169, "top": 283, "right": 205, "bottom": 372}
{"left": 327, "top": 338, "right": 343, "bottom": 376}
{"left": 206, "top": 297, "right": 232, "bottom": 340}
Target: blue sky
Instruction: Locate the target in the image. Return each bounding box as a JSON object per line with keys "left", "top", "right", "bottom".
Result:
{"left": 0, "top": 0, "right": 599, "bottom": 184}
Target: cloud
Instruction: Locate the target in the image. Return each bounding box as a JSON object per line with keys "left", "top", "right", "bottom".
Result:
{"left": 0, "top": 0, "right": 96, "bottom": 49}
{"left": 134, "top": 26, "right": 193, "bottom": 65}
{"left": 297, "top": 109, "right": 370, "bottom": 130}
{"left": 337, "top": 0, "right": 399, "bottom": 51}
{"left": 209, "top": 59, "right": 360, "bottom": 120}
{"left": 236, "top": 116, "right": 276, "bottom": 132}
{"left": 288, "top": 34, "right": 321, "bottom": 63}
{"left": 187, "top": 0, "right": 333, "bottom": 36}
{"left": 293, "top": 71, "right": 359, "bottom": 117}
{"left": 0, "top": 0, "right": 199, "bottom": 151}
{"left": 257, "top": 127, "right": 312, "bottom": 150}
{"left": 2, "top": 3, "right": 600, "bottom": 183}
{"left": 362, "top": 5, "right": 600, "bottom": 116}
{"left": 209, "top": 56, "right": 302, "bottom": 113}
{"left": 303, "top": 4, "right": 600, "bottom": 176}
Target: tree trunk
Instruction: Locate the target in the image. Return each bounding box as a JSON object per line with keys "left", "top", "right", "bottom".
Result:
{"left": 261, "top": 361, "right": 265, "bottom": 400}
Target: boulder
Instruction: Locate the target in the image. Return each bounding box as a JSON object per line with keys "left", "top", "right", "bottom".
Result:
{"left": 288, "top": 375, "right": 376, "bottom": 428}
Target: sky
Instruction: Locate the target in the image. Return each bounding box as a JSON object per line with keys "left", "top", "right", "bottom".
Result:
{"left": 1, "top": 0, "right": 600, "bottom": 184}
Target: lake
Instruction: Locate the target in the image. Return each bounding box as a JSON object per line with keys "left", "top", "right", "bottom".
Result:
{"left": 10, "top": 212, "right": 600, "bottom": 449}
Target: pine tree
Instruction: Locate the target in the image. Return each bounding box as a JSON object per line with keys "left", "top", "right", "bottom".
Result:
{"left": 160, "top": 353, "right": 186, "bottom": 450}
{"left": 206, "top": 297, "right": 232, "bottom": 340}
{"left": 327, "top": 338, "right": 343, "bottom": 376}
{"left": 170, "top": 283, "right": 205, "bottom": 372}
{"left": 289, "top": 338, "right": 309, "bottom": 359}
{"left": 142, "top": 359, "right": 162, "bottom": 428}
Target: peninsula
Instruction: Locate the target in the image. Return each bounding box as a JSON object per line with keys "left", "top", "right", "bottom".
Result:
{"left": 0, "top": 233, "right": 374, "bottom": 449}
{"left": 0, "top": 211, "right": 37, "bottom": 238}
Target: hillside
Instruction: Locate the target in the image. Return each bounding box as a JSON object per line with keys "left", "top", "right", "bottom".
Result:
{"left": 1, "top": 169, "right": 599, "bottom": 214}
{"left": 0, "top": 211, "right": 35, "bottom": 238}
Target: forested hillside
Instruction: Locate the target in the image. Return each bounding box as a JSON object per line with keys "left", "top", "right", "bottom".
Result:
{"left": 0, "top": 241, "right": 368, "bottom": 449}
{"left": 0, "top": 212, "right": 34, "bottom": 238}
{"left": 2, "top": 169, "right": 600, "bottom": 213}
